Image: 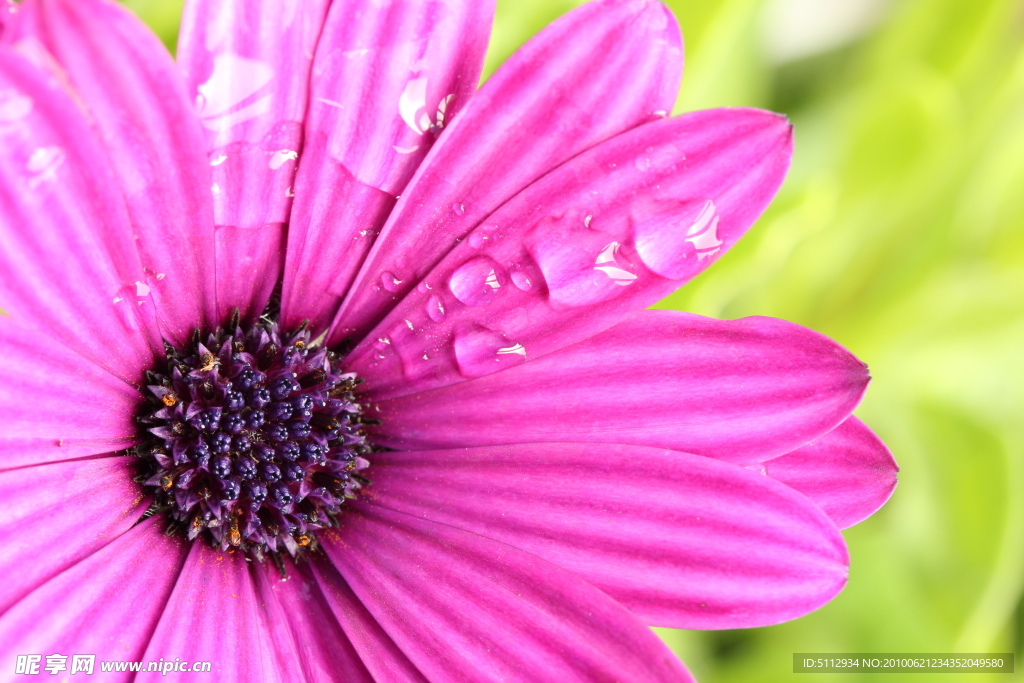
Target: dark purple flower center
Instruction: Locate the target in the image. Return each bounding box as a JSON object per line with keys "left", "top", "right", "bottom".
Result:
{"left": 135, "top": 317, "right": 371, "bottom": 560}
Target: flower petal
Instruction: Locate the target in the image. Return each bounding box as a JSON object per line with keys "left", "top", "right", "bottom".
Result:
{"left": 281, "top": 0, "right": 495, "bottom": 334}
{"left": 331, "top": 0, "right": 684, "bottom": 342}
{"left": 0, "top": 46, "right": 160, "bottom": 381}
{"left": 368, "top": 443, "right": 849, "bottom": 630}
{"left": 0, "top": 457, "right": 148, "bottom": 614}
{"left": 252, "top": 561, "right": 374, "bottom": 683}
{"left": 0, "top": 518, "right": 187, "bottom": 677}
{"left": 309, "top": 559, "right": 429, "bottom": 683}
{"left": 323, "top": 503, "right": 695, "bottom": 682}
{"left": 139, "top": 543, "right": 289, "bottom": 682}
{"left": 7, "top": 0, "right": 217, "bottom": 346}
{"left": 761, "top": 415, "right": 898, "bottom": 529}
{"left": 0, "top": 318, "right": 138, "bottom": 470}
{"left": 177, "top": 0, "right": 331, "bottom": 322}
{"left": 375, "top": 310, "right": 867, "bottom": 464}
{"left": 346, "top": 109, "right": 793, "bottom": 400}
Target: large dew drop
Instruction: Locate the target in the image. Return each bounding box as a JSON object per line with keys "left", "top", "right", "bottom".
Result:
{"left": 448, "top": 256, "right": 504, "bottom": 307}
{"left": 452, "top": 325, "right": 526, "bottom": 378}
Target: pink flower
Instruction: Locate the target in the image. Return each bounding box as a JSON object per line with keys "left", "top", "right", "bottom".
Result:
{"left": 0, "top": 0, "right": 897, "bottom": 680}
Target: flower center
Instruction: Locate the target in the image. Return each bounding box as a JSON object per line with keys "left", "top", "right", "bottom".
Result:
{"left": 135, "top": 317, "right": 370, "bottom": 560}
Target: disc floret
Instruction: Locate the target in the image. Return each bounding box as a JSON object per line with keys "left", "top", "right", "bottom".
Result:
{"left": 136, "top": 318, "right": 371, "bottom": 558}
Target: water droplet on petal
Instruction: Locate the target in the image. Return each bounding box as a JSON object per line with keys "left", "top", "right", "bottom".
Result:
{"left": 112, "top": 283, "right": 153, "bottom": 331}
{"left": 380, "top": 271, "right": 403, "bottom": 292}
{"left": 26, "top": 146, "right": 65, "bottom": 187}
{"left": 399, "top": 76, "right": 429, "bottom": 134}
{"left": 635, "top": 199, "right": 722, "bottom": 278}
{"left": 452, "top": 325, "right": 526, "bottom": 378}
{"left": 0, "top": 89, "right": 33, "bottom": 122}
{"left": 448, "top": 256, "right": 504, "bottom": 307}
{"left": 510, "top": 268, "right": 533, "bottom": 292}
{"left": 593, "top": 241, "right": 638, "bottom": 286}
{"left": 268, "top": 149, "right": 298, "bottom": 170}
{"left": 425, "top": 295, "right": 446, "bottom": 322}
{"left": 468, "top": 232, "right": 485, "bottom": 249}
{"left": 451, "top": 202, "right": 466, "bottom": 215}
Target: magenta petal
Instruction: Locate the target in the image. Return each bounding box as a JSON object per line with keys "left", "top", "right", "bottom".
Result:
{"left": 281, "top": 0, "right": 495, "bottom": 333}
{"left": 762, "top": 416, "right": 898, "bottom": 529}
{"left": 346, "top": 109, "right": 793, "bottom": 400}
{"left": 331, "top": 0, "right": 683, "bottom": 342}
{"left": 0, "top": 46, "right": 160, "bottom": 380}
{"left": 8, "top": 0, "right": 217, "bottom": 346}
{"left": 375, "top": 310, "right": 868, "bottom": 464}
{"left": 0, "top": 457, "right": 148, "bottom": 613}
{"left": 323, "top": 503, "right": 695, "bottom": 682}
{"left": 309, "top": 560, "right": 425, "bottom": 683}
{"left": 0, "top": 519, "right": 187, "bottom": 677}
{"left": 0, "top": 318, "right": 138, "bottom": 469}
{"left": 252, "top": 561, "right": 374, "bottom": 683}
{"left": 369, "top": 443, "right": 849, "bottom": 629}
{"left": 177, "top": 0, "right": 331, "bottom": 322}
{"left": 139, "top": 543, "right": 288, "bottom": 682}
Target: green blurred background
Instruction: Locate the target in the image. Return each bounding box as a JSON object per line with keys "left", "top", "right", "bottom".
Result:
{"left": 125, "top": 0, "right": 1024, "bottom": 680}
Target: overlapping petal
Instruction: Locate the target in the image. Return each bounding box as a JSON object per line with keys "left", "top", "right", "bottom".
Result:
{"left": 310, "top": 560, "right": 427, "bottom": 683}
{"left": 139, "top": 543, "right": 290, "bottom": 682}
{"left": 0, "top": 318, "right": 138, "bottom": 469}
{"left": 0, "top": 46, "right": 160, "bottom": 381}
{"left": 323, "top": 503, "right": 695, "bottom": 682}
{"left": 6, "top": 0, "right": 217, "bottom": 346}
{"left": 345, "top": 109, "right": 792, "bottom": 400}
{"left": 331, "top": 0, "right": 684, "bottom": 342}
{"left": 177, "top": 0, "right": 331, "bottom": 322}
{"left": 367, "top": 442, "right": 849, "bottom": 629}
{"left": 760, "top": 416, "right": 898, "bottom": 529}
{"left": 374, "top": 310, "right": 867, "bottom": 464}
{"left": 0, "top": 457, "right": 149, "bottom": 614}
{"left": 0, "top": 519, "right": 188, "bottom": 679}
{"left": 253, "top": 561, "right": 374, "bottom": 683}
{"left": 281, "top": 0, "right": 495, "bottom": 333}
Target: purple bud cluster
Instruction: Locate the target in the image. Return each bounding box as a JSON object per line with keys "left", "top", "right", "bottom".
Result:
{"left": 136, "top": 320, "right": 371, "bottom": 558}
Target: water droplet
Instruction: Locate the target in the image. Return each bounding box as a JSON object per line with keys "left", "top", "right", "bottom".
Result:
{"left": 448, "top": 256, "right": 504, "bottom": 307}
{"left": 380, "top": 271, "right": 403, "bottom": 292}
{"left": 112, "top": 283, "right": 152, "bottom": 331}
{"left": 399, "top": 76, "right": 429, "bottom": 134}
{"left": 468, "top": 232, "right": 486, "bottom": 249}
{"left": 451, "top": 202, "right": 466, "bottom": 215}
{"left": 425, "top": 295, "right": 446, "bottom": 322}
{"left": 635, "top": 199, "right": 722, "bottom": 278}
{"left": 210, "top": 153, "right": 228, "bottom": 166}
{"left": 268, "top": 149, "right": 298, "bottom": 170}
{"left": 510, "top": 268, "right": 533, "bottom": 292}
{"left": 593, "top": 242, "right": 637, "bottom": 286}
{"left": 496, "top": 343, "right": 526, "bottom": 357}
{"left": 196, "top": 52, "right": 274, "bottom": 136}
{"left": 452, "top": 325, "right": 526, "bottom": 378}
{"left": 26, "top": 146, "right": 65, "bottom": 187}
{"left": 436, "top": 94, "right": 455, "bottom": 128}
{"left": 634, "top": 156, "right": 651, "bottom": 171}
{"left": 0, "top": 89, "right": 33, "bottom": 123}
